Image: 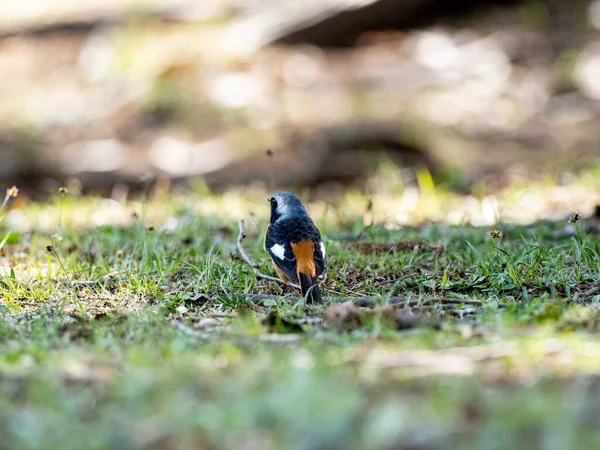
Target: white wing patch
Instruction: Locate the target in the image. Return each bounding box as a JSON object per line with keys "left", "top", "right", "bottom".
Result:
{"left": 270, "top": 243, "right": 286, "bottom": 260}
{"left": 320, "top": 241, "right": 326, "bottom": 258}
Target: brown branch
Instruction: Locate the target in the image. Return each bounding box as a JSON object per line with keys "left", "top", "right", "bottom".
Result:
{"left": 354, "top": 296, "right": 481, "bottom": 307}
{"left": 173, "top": 321, "right": 217, "bottom": 341}
{"left": 173, "top": 320, "right": 300, "bottom": 343}
{"left": 345, "top": 241, "right": 444, "bottom": 254}
{"left": 573, "top": 285, "right": 600, "bottom": 302}
{"left": 246, "top": 293, "right": 481, "bottom": 307}
{"left": 237, "top": 220, "right": 300, "bottom": 289}
{"left": 236, "top": 219, "right": 259, "bottom": 269}
{"left": 370, "top": 272, "right": 419, "bottom": 289}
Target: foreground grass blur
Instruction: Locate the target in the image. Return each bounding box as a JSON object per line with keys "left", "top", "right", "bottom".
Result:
{"left": 2, "top": 168, "right": 600, "bottom": 449}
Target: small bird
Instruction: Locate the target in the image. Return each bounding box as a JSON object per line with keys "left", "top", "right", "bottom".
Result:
{"left": 265, "top": 192, "right": 326, "bottom": 303}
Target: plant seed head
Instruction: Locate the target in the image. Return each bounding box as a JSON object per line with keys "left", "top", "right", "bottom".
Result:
{"left": 6, "top": 186, "right": 18, "bottom": 198}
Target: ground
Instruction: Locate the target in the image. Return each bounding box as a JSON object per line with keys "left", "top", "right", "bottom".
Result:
{"left": 2, "top": 169, "right": 600, "bottom": 449}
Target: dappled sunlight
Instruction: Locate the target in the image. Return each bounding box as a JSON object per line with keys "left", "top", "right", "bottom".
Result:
{"left": 4, "top": 2, "right": 600, "bottom": 449}
{"left": 4, "top": 163, "right": 600, "bottom": 237}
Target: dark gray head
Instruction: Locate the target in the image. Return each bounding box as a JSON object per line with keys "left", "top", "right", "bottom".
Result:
{"left": 268, "top": 192, "right": 309, "bottom": 223}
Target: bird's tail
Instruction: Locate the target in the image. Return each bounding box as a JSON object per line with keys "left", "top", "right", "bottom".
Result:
{"left": 298, "top": 272, "right": 322, "bottom": 304}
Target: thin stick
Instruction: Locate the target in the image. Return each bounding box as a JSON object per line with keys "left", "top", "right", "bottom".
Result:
{"left": 173, "top": 321, "right": 217, "bottom": 340}
{"left": 352, "top": 296, "right": 481, "bottom": 307}
{"left": 246, "top": 293, "right": 481, "bottom": 307}
{"left": 573, "top": 285, "right": 600, "bottom": 301}
{"left": 370, "top": 272, "right": 419, "bottom": 289}
{"left": 237, "top": 220, "right": 300, "bottom": 289}
{"left": 173, "top": 321, "right": 301, "bottom": 343}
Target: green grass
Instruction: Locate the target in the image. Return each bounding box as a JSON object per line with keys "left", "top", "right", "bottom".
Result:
{"left": 2, "top": 184, "right": 600, "bottom": 449}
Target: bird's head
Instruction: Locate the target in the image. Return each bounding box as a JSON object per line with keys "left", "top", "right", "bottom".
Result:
{"left": 268, "top": 192, "right": 309, "bottom": 223}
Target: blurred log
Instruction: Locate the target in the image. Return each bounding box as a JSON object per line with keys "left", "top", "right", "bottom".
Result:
{"left": 0, "top": 16, "right": 131, "bottom": 39}
{"left": 203, "top": 122, "right": 438, "bottom": 189}
{"left": 0, "top": 121, "right": 436, "bottom": 196}
{"left": 227, "top": 0, "right": 519, "bottom": 49}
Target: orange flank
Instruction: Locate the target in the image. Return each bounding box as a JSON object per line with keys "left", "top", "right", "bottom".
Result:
{"left": 290, "top": 240, "right": 316, "bottom": 277}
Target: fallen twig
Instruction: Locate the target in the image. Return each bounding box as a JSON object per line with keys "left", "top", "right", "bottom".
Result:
{"left": 573, "top": 285, "right": 600, "bottom": 302}
{"left": 236, "top": 219, "right": 259, "bottom": 269}
{"left": 172, "top": 321, "right": 218, "bottom": 340}
{"left": 362, "top": 341, "right": 521, "bottom": 376}
{"left": 345, "top": 241, "right": 444, "bottom": 254}
{"left": 359, "top": 338, "right": 580, "bottom": 377}
{"left": 237, "top": 220, "right": 300, "bottom": 289}
{"left": 354, "top": 296, "right": 480, "bottom": 307}
{"left": 369, "top": 272, "right": 419, "bottom": 289}
{"left": 72, "top": 271, "right": 122, "bottom": 288}
{"left": 246, "top": 293, "right": 481, "bottom": 307}
{"left": 173, "top": 320, "right": 301, "bottom": 343}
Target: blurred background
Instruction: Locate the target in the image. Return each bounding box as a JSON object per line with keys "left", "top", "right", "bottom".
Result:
{"left": 2, "top": 0, "right": 600, "bottom": 224}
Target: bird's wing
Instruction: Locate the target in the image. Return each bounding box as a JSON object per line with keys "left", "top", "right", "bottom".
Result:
{"left": 265, "top": 225, "right": 298, "bottom": 282}
{"left": 314, "top": 240, "right": 326, "bottom": 276}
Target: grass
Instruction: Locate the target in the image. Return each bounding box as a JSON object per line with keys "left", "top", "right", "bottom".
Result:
{"left": 2, "top": 180, "right": 600, "bottom": 449}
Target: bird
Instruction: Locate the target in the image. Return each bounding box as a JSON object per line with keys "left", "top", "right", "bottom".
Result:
{"left": 265, "top": 192, "right": 326, "bottom": 304}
